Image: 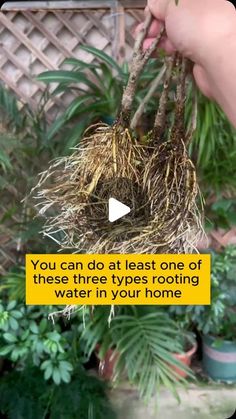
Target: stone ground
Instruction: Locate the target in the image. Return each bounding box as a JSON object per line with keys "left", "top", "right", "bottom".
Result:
{"left": 110, "top": 383, "right": 236, "bottom": 419}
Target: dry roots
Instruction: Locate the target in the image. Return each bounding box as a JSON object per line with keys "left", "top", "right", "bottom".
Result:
{"left": 35, "top": 123, "right": 150, "bottom": 253}
{"left": 34, "top": 17, "right": 205, "bottom": 255}
{"left": 34, "top": 121, "right": 203, "bottom": 254}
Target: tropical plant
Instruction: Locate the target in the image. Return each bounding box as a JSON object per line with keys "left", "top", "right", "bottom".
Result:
{"left": 0, "top": 298, "right": 115, "bottom": 419}
{"left": 0, "top": 268, "right": 25, "bottom": 301}
{"left": 0, "top": 282, "right": 115, "bottom": 419}
{"left": 186, "top": 89, "right": 236, "bottom": 194}
{"left": 81, "top": 306, "right": 194, "bottom": 401}
{"left": 37, "top": 45, "right": 164, "bottom": 150}
{"left": 36, "top": 47, "right": 236, "bottom": 196}
{"left": 0, "top": 85, "right": 63, "bottom": 275}
{"left": 38, "top": 53, "right": 236, "bottom": 198}
{"left": 205, "top": 197, "right": 236, "bottom": 230}
{"left": 0, "top": 365, "right": 115, "bottom": 419}
{"left": 169, "top": 246, "right": 236, "bottom": 340}
{"left": 0, "top": 300, "right": 74, "bottom": 382}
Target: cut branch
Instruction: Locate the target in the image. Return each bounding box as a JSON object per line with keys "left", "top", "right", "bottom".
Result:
{"left": 130, "top": 65, "right": 166, "bottom": 130}
{"left": 186, "top": 81, "right": 198, "bottom": 146}
{"left": 170, "top": 56, "right": 189, "bottom": 144}
{"left": 152, "top": 55, "right": 176, "bottom": 144}
{"left": 119, "top": 10, "right": 165, "bottom": 127}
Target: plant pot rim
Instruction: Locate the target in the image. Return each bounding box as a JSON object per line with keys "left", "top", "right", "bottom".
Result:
{"left": 174, "top": 338, "right": 197, "bottom": 357}
{"left": 202, "top": 334, "right": 236, "bottom": 345}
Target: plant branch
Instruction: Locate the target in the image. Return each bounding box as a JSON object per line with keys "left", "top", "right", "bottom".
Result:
{"left": 170, "top": 56, "right": 189, "bottom": 144}
{"left": 130, "top": 65, "right": 166, "bottom": 130}
{"left": 119, "top": 10, "right": 165, "bottom": 127}
{"left": 186, "top": 81, "right": 198, "bottom": 146}
{"left": 152, "top": 55, "right": 176, "bottom": 144}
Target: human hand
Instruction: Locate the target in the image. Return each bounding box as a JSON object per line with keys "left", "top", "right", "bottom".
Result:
{"left": 142, "top": 0, "right": 236, "bottom": 99}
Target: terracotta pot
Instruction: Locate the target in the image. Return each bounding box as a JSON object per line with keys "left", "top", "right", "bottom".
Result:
{"left": 96, "top": 340, "right": 197, "bottom": 381}
{"left": 172, "top": 340, "right": 198, "bottom": 378}
{"left": 96, "top": 346, "right": 119, "bottom": 380}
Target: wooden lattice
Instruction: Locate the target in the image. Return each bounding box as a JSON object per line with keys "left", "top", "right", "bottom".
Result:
{"left": 0, "top": 8, "right": 144, "bottom": 116}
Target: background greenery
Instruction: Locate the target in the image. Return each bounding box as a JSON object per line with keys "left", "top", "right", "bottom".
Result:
{"left": 169, "top": 246, "right": 236, "bottom": 341}
{"left": 0, "top": 47, "right": 236, "bottom": 417}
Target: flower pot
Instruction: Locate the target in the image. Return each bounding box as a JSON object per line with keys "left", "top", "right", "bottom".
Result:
{"left": 202, "top": 334, "right": 236, "bottom": 382}
{"left": 95, "top": 346, "right": 119, "bottom": 380}
{"left": 172, "top": 340, "right": 197, "bottom": 378}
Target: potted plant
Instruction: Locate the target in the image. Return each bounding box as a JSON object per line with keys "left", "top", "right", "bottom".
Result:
{"left": 171, "top": 246, "right": 236, "bottom": 382}
{"left": 96, "top": 320, "right": 197, "bottom": 381}
{"left": 200, "top": 246, "right": 236, "bottom": 382}
{"left": 172, "top": 332, "right": 197, "bottom": 378}
{"left": 81, "top": 305, "right": 195, "bottom": 400}
{"left": 202, "top": 312, "right": 236, "bottom": 382}
{"left": 37, "top": 46, "right": 163, "bottom": 148}
{"left": 201, "top": 246, "right": 236, "bottom": 381}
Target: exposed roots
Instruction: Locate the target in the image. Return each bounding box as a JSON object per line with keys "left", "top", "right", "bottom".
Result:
{"left": 35, "top": 123, "right": 150, "bottom": 253}
{"left": 34, "top": 121, "right": 204, "bottom": 254}
{"left": 34, "top": 50, "right": 205, "bottom": 255}
{"left": 140, "top": 139, "right": 204, "bottom": 254}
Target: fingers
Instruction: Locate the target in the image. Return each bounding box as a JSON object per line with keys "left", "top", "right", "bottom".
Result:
{"left": 148, "top": 19, "right": 163, "bottom": 37}
{"left": 135, "top": 19, "right": 162, "bottom": 38}
{"left": 148, "top": 0, "right": 171, "bottom": 20}
{"left": 136, "top": 16, "right": 176, "bottom": 55}
{"left": 143, "top": 37, "right": 176, "bottom": 55}
{"left": 136, "top": 2, "right": 177, "bottom": 56}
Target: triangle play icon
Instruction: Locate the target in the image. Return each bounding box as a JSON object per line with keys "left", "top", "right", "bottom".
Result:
{"left": 108, "top": 198, "right": 131, "bottom": 223}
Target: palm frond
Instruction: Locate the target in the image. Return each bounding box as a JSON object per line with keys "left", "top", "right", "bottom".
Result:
{"left": 111, "top": 312, "right": 193, "bottom": 400}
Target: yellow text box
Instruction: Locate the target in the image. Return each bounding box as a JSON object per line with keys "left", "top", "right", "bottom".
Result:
{"left": 26, "top": 254, "right": 211, "bottom": 305}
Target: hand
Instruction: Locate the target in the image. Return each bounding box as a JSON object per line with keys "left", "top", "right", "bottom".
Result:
{"left": 142, "top": 0, "right": 236, "bottom": 99}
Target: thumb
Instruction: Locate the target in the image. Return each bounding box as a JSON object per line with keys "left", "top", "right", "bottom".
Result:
{"left": 148, "top": 0, "right": 171, "bottom": 20}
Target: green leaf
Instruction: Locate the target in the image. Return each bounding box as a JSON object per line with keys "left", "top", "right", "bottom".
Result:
{"left": 0, "top": 345, "right": 14, "bottom": 356}
{"left": 7, "top": 301, "right": 17, "bottom": 311}
{"left": 65, "top": 95, "right": 92, "bottom": 120}
{"left": 37, "top": 70, "right": 100, "bottom": 94}
{"left": 0, "top": 149, "right": 12, "bottom": 171}
{"left": 52, "top": 367, "right": 61, "bottom": 385}
{"left": 8, "top": 316, "right": 18, "bottom": 331}
{"left": 60, "top": 369, "right": 71, "bottom": 383}
{"left": 61, "top": 117, "right": 93, "bottom": 151}
{"left": 63, "top": 57, "right": 100, "bottom": 70}
{"left": 29, "top": 321, "right": 39, "bottom": 334}
{"left": 3, "top": 332, "right": 17, "bottom": 343}
{"left": 67, "top": 99, "right": 110, "bottom": 120}
{"left": 80, "top": 45, "right": 123, "bottom": 75}
{"left": 44, "top": 364, "right": 53, "bottom": 380}
{"left": 59, "top": 360, "right": 73, "bottom": 372}
{"left": 41, "top": 359, "right": 51, "bottom": 369}
{"left": 51, "top": 342, "right": 58, "bottom": 353}
{"left": 21, "top": 329, "right": 30, "bottom": 341}
{"left": 111, "top": 313, "right": 189, "bottom": 401}
{"left": 11, "top": 310, "right": 23, "bottom": 319}
{"left": 46, "top": 114, "right": 66, "bottom": 141}
{"left": 39, "top": 318, "right": 48, "bottom": 334}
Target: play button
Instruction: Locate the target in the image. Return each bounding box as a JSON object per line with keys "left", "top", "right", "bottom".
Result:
{"left": 86, "top": 177, "right": 150, "bottom": 242}
{"left": 108, "top": 198, "right": 131, "bottom": 223}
